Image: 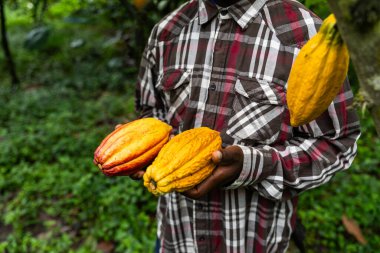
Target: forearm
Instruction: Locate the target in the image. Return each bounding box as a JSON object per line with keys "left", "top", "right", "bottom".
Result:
{"left": 225, "top": 81, "right": 361, "bottom": 201}
{"left": 229, "top": 130, "right": 359, "bottom": 200}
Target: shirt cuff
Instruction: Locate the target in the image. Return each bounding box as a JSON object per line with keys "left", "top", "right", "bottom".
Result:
{"left": 224, "top": 145, "right": 274, "bottom": 190}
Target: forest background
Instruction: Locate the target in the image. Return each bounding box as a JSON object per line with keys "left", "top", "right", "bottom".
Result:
{"left": 0, "top": 0, "right": 379, "bottom": 252}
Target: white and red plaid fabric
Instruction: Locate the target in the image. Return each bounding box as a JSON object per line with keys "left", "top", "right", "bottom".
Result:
{"left": 135, "top": 0, "right": 361, "bottom": 252}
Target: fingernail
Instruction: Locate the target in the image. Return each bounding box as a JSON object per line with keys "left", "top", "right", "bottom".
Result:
{"left": 214, "top": 150, "right": 222, "bottom": 161}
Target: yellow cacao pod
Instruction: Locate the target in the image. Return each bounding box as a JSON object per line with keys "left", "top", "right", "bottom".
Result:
{"left": 143, "top": 127, "right": 222, "bottom": 196}
{"left": 287, "top": 14, "right": 350, "bottom": 127}
{"left": 94, "top": 118, "right": 172, "bottom": 176}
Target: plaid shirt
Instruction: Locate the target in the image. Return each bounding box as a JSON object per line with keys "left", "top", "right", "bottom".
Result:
{"left": 135, "top": 0, "right": 361, "bottom": 252}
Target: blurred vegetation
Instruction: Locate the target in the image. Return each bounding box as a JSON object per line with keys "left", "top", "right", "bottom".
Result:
{"left": 0, "top": 0, "right": 378, "bottom": 252}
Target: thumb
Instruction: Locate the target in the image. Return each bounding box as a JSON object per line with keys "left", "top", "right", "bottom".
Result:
{"left": 212, "top": 146, "right": 243, "bottom": 165}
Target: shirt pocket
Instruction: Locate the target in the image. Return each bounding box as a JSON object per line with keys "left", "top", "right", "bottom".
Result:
{"left": 156, "top": 69, "right": 192, "bottom": 131}
{"left": 227, "top": 76, "right": 286, "bottom": 145}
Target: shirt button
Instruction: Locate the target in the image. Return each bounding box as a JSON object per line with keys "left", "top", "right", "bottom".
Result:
{"left": 199, "top": 236, "right": 206, "bottom": 242}
{"left": 209, "top": 84, "right": 216, "bottom": 91}
{"left": 197, "top": 203, "right": 204, "bottom": 210}
{"left": 220, "top": 9, "right": 228, "bottom": 16}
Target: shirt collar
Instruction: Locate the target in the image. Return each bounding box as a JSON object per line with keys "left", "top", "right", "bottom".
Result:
{"left": 198, "top": 0, "right": 268, "bottom": 30}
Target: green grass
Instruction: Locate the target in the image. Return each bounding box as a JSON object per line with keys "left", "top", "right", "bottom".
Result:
{"left": 0, "top": 14, "right": 157, "bottom": 253}
{"left": 0, "top": 84, "right": 158, "bottom": 253}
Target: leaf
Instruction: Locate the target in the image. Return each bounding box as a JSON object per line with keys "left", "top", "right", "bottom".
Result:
{"left": 70, "top": 39, "right": 85, "bottom": 48}
{"left": 102, "top": 32, "right": 122, "bottom": 48}
{"left": 342, "top": 214, "right": 367, "bottom": 245}
{"left": 64, "top": 16, "right": 90, "bottom": 24}
{"left": 157, "top": 0, "right": 169, "bottom": 11}
{"left": 107, "top": 58, "right": 123, "bottom": 69}
{"left": 24, "top": 26, "right": 50, "bottom": 50}
{"left": 97, "top": 241, "right": 114, "bottom": 253}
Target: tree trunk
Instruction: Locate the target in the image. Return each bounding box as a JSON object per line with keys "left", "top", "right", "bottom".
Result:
{"left": 0, "top": 0, "right": 20, "bottom": 88}
{"left": 327, "top": 0, "right": 380, "bottom": 135}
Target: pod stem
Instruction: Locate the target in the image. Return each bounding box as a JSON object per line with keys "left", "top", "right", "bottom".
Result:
{"left": 150, "top": 180, "right": 157, "bottom": 190}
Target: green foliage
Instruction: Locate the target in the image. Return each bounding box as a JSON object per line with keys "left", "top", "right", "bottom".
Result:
{"left": 296, "top": 5, "right": 380, "bottom": 247}
{"left": 0, "top": 0, "right": 379, "bottom": 252}
{"left": 0, "top": 82, "right": 158, "bottom": 252}
{"left": 0, "top": 3, "right": 159, "bottom": 251}
{"left": 299, "top": 129, "right": 380, "bottom": 252}
{"left": 299, "top": 0, "right": 330, "bottom": 19}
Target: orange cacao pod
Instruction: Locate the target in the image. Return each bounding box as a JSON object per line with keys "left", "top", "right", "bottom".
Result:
{"left": 94, "top": 118, "right": 172, "bottom": 176}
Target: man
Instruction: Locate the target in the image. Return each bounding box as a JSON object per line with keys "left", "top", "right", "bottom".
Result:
{"left": 133, "top": 0, "right": 361, "bottom": 252}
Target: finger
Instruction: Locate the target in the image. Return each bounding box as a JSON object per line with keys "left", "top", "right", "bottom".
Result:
{"left": 169, "top": 134, "right": 175, "bottom": 140}
{"left": 130, "top": 170, "right": 145, "bottom": 180}
{"left": 214, "top": 146, "right": 243, "bottom": 165}
{"left": 182, "top": 170, "right": 225, "bottom": 199}
{"left": 115, "top": 124, "right": 122, "bottom": 129}
{"left": 211, "top": 150, "right": 222, "bottom": 164}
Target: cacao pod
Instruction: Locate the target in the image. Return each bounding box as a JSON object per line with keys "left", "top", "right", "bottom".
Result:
{"left": 287, "top": 14, "right": 350, "bottom": 127}
{"left": 143, "top": 127, "right": 222, "bottom": 196}
{"left": 94, "top": 118, "right": 172, "bottom": 176}
{"left": 133, "top": 0, "right": 149, "bottom": 11}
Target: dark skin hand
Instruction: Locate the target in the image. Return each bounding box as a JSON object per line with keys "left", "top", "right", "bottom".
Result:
{"left": 130, "top": 170, "right": 145, "bottom": 180}
{"left": 182, "top": 145, "right": 244, "bottom": 199}
{"left": 128, "top": 142, "right": 244, "bottom": 199}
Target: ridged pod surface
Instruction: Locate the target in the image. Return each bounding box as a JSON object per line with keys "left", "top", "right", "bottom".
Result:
{"left": 143, "top": 127, "right": 222, "bottom": 196}
{"left": 94, "top": 118, "right": 172, "bottom": 176}
{"left": 287, "top": 14, "right": 350, "bottom": 127}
